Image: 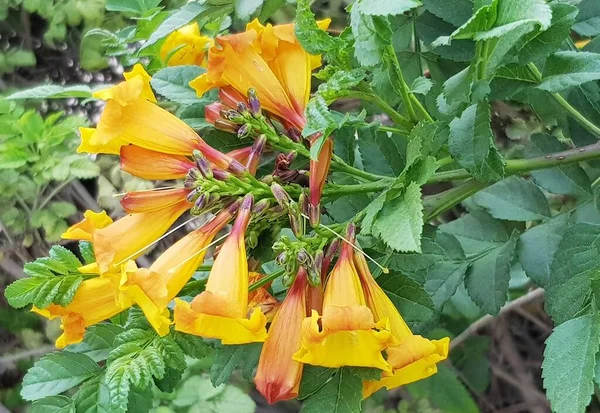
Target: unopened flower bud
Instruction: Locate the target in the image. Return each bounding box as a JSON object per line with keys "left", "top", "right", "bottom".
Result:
{"left": 194, "top": 193, "right": 208, "bottom": 210}
{"left": 240, "top": 193, "right": 254, "bottom": 212}
{"left": 346, "top": 223, "right": 356, "bottom": 241}
{"left": 213, "top": 169, "right": 231, "bottom": 181}
{"left": 237, "top": 102, "right": 249, "bottom": 115}
{"left": 208, "top": 193, "right": 221, "bottom": 204}
{"left": 289, "top": 202, "right": 304, "bottom": 237}
{"left": 247, "top": 88, "right": 261, "bottom": 116}
{"left": 325, "top": 239, "right": 340, "bottom": 261}
{"left": 276, "top": 252, "right": 287, "bottom": 266}
{"left": 271, "top": 183, "right": 292, "bottom": 207}
{"left": 297, "top": 249, "right": 310, "bottom": 265}
{"left": 222, "top": 109, "right": 244, "bottom": 123}
{"left": 247, "top": 231, "right": 258, "bottom": 249}
{"left": 252, "top": 199, "right": 270, "bottom": 216}
{"left": 215, "top": 118, "right": 238, "bottom": 133}
{"left": 193, "top": 150, "right": 213, "bottom": 179}
{"left": 228, "top": 159, "right": 246, "bottom": 175}
{"left": 237, "top": 123, "right": 251, "bottom": 138}
{"left": 186, "top": 189, "right": 200, "bottom": 203}
{"left": 286, "top": 127, "right": 302, "bottom": 143}
{"left": 298, "top": 192, "right": 309, "bottom": 216}
{"left": 187, "top": 168, "right": 201, "bottom": 181}
{"left": 308, "top": 203, "right": 320, "bottom": 227}
{"left": 184, "top": 177, "right": 197, "bottom": 188}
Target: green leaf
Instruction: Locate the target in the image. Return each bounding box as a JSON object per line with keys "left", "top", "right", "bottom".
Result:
{"left": 449, "top": 102, "right": 505, "bottom": 182}
{"left": 573, "top": 0, "right": 600, "bottom": 37}
{"left": 295, "top": 0, "right": 344, "bottom": 57}
{"left": 546, "top": 223, "right": 600, "bottom": 323}
{"left": 406, "top": 364, "right": 480, "bottom": 413}
{"left": 210, "top": 343, "right": 262, "bottom": 386}
{"left": 542, "top": 313, "right": 600, "bottom": 413}
{"left": 317, "top": 69, "right": 366, "bottom": 101}
{"left": 525, "top": 134, "right": 591, "bottom": 197}
{"left": 377, "top": 272, "right": 436, "bottom": 323}
{"left": 490, "top": 64, "right": 540, "bottom": 100}
{"left": 416, "top": 11, "right": 475, "bottom": 62}
{"left": 68, "top": 324, "right": 125, "bottom": 362}
{"left": 106, "top": 0, "right": 160, "bottom": 14}
{"left": 151, "top": 66, "right": 205, "bottom": 105}
{"left": 173, "top": 375, "right": 225, "bottom": 407}
{"left": 73, "top": 376, "right": 113, "bottom": 413}
{"left": 299, "top": 366, "right": 336, "bottom": 400}
{"left": 143, "top": 2, "right": 231, "bottom": 49}
{"left": 356, "top": 124, "right": 406, "bottom": 176}
{"left": 472, "top": 176, "right": 551, "bottom": 221}
{"left": 31, "top": 396, "right": 75, "bottom": 413}
{"left": 464, "top": 230, "right": 519, "bottom": 315}
{"left": 300, "top": 368, "right": 377, "bottom": 413}
{"left": 234, "top": 0, "right": 263, "bottom": 21}
{"left": 354, "top": 0, "right": 421, "bottom": 16}
{"left": 173, "top": 331, "right": 211, "bottom": 359}
{"left": 21, "top": 352, "right": 101, "bottom": 401}
{"left": 7, "top": 85, "right": 94, "bottom": 100}
{"left": 79, "top": 241, "right": 95, "bottom": 265}
{"left": 155, "top": 335, "right": 187, "bottom": 371}
{"left": 372, "top": 181, "right": 424, "bottom": 253}
{"left": 422, "top": 0, "right": 474, "bottom": 27}
{"left": 48, "top": 245, "right": 82, "bottom": 270}
{"left": 303, "top": 95, "right": 337, "bottom": 150}
{"left": 350, "top": 4, "right": 393, "bottom": 67}
{"left": 410, "top": 76, "right": 433, "bottom": 95}
{"left": 388, "top": 228, "right": 469, "bottom": 309}
{"left": 518, "top": 213, "right": 569, "bottom": 287}
{"left": 516, "top": 3, "right": 579, "bottom": 64}
{"left": 195, "top": 383, "right": 256, "bottom": 413}
{"left": 539, "top": 51, "right": 600, "bottom": 93}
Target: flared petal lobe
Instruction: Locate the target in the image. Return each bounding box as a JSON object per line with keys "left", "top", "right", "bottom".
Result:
{"left": 248, "top": 272, "right": 280, "bottom": 321}
{"left": 93, "top": 199, "right": 192, "bottom": 274}
{"left": 190, "top": 19, "right": 330, "bottom": 131}
{"left": 32, "top": 275, "right": 127, "bottom": 348}
{"left": 293, "top": 227, "right": 393, "bottom": 371}
{"left": 255, "top": 269, "right": 308, "bottom": 404}
{"left": 174, "top": 195, "right": 268, "bottom": 344}
{"left": 62, "top": 210, "right": 113, "bottom": 241}
{"left": 354, "top": 252, "right": 450, "bottom": 397}
{"left": 160, "top": 22, "right": 213, "bottom": 66}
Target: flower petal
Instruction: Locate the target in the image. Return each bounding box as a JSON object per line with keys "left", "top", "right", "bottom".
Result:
{"left": 93, "top": 199, "right": 191, "bottom": 273}
{"left": 120, "top": 145, "right": 194, "bottom": 180}
{"left": 62, "top": 210, "right": 113, "bottom": 241}
{"left": 120, "top": 187, "right": 192, "bottom": 214}
{"left": 160, "top": 22, "right": 213, "bottom": 66}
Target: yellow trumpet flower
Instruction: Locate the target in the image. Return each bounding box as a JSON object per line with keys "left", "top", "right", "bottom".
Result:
{"left": 174, "top": 195, "right": 268, "bottom": 344}
{"left": 354, "top": 252, "right": 449, "bottom": 398}
{"left": 160, "top": 22, "right": 213, "bottom": 66}
{"left": 255, "top": 268, "right": 308, "bottom": 404}
{"left": 293, "top": 226, "right": 394, "bottom": 371}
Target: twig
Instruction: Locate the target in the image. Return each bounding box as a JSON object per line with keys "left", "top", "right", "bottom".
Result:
{"left": 450, "top": 288, "right": 544, "bottom": 351}
{"left": 0, "top": 345, "right": 56, "bottom": 366}
{"left": 0, "top": 255, "right": 26, "bottom": 279}
{"left": 496, "top": 320, "right": 551, "bottom": 412}
{"left": 70, "top": 180, "right": 101, "bottom": 211}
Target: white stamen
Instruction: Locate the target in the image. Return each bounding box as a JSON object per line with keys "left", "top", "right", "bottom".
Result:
{"left": 112, "top": 186, "right": 182, "bottom": 198}
{"left": 169, "top": 231, "right": 231, "bottom": 272}
{"left": 302, "top": 214, "right": 389, "bottom": 274}
{"left": 115, "top": 216, "right": 199, "bottom": 266}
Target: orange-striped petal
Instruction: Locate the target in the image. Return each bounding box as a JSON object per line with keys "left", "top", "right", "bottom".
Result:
{"left": 120, "top": 187, "right": 192, "bottom": 214}
{"left": 93, "top": 199, "right": 192, "bottom": 274}
{"left": 120, "top": 145, "right": 194, "bottom": 180}
{"left": 255, "top": 269, "right": 307, "bottom": 403}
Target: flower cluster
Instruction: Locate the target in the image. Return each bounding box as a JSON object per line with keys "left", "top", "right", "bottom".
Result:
{"left": 32, "top": 18, "right": 449, "bottom": 403}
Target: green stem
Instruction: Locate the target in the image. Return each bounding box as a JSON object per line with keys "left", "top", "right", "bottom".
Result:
{"left": 476, "top": 40, "right": 490, "bottom": 81}
{"left": 249, "top": 269, "right": 285, "bottom": 292}
{"left": 423, "top": 179, "right": 489, "bottom": 221}
{"left": 378, "top": 125, "right": 410, "bottom": 135}
{"left": 323, "top": 179, "right": 393, "bottom": 198}
{"left": 409, "top": 94, "right": 434, "bottom": 122}
{"left": 527, "top": 63, "right": 600, "bottom": 137}
{"left": 428, "top": 141, "right": 600, "bottom": 184}
{"left": 37, "top": 178, "right": 75, "bottom": 211}
{"left": 331, "top": 90, "right": 413, "bottom": 130}
{"left": 385, "top": 45, "right": 419, "bottom": 123}
{"left": 330, "top": 154, "right": 385, "bottom": 182}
